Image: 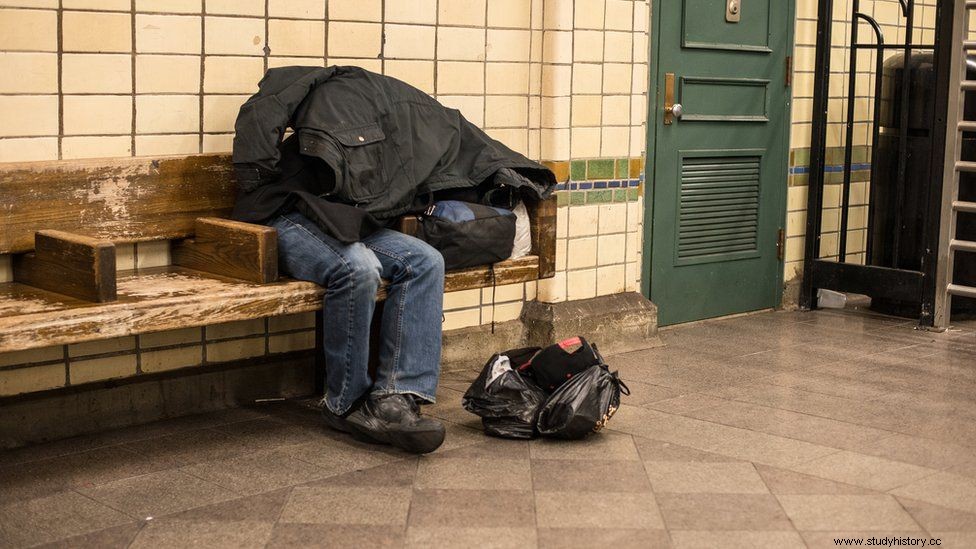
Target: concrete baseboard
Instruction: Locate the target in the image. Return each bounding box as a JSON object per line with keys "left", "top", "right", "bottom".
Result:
{"left": 440, "top": 318, "right": 526, "bottom": 372}
{"left": 521, "top": 292, "right": 662, "bottom": 354}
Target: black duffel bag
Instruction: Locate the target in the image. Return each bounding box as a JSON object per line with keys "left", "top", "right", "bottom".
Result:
{"left": 416, "top": 200, "right": 515, "bottom": 270}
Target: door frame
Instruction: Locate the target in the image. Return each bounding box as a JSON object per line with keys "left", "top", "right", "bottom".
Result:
{"left": 641, "top": 0, "right": 797, "bottom": 315}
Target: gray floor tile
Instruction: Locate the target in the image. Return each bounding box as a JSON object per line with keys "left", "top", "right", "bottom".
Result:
{"left": 408, "top": 489, "right": 535, "bottom": 527}
{"left": 278, "top": 486, "right": 412, "bottom": 525}
{"left": 128, "top": 519, "right": 274, "bottom": 549}
{"left": 532, "top": 459, "right": 651, "bottom": 492}
{"left": 121, "top": 428, "right": 251, "bottom": 467}
{"left": 654, "top": 494, "right": 794, "bottom": 531}
{"left": 307, "top": 458, "right": 418, "bottom": 488}
{"left": 776, "top": 495, "right": 922, "bottom": 531}
{"left": 266, "top": 524, "right": 403, "bottom": 548}
{"left": 77, "top": 469, "right": 238, "bottom": 519}
{"left": 0, "top": 490, "right": 133, "bottom": 548}
{"left": 632, "top": 437, "right": 741, "bottom": 463}
{"left": 179, "top": 449, "right": 331, "bottom": 496}
{"left": 800, "top": 531, "right": 931, "bottom": 549}
{"left": 33, "top": 523, "right": 142, "bottom": 549}
{"left": 416, "top": 457, "right": 532, "bottom": 490}
{"left": 669, "top": 530, "right": 805, "bottom": 549}
{"left": 754, "top": 465, "right": 875, "bottom": 495}
{"left": 644, "top": 462, "right": 768, "bottom": 494}
{"left": 896, "top": 497, "right": 976, "bottom": 532}
{"left": 788, "top": 450, "right": 940, "bottom": 491}
{"left": 535, "top": 491, "right": 664, "bottom": 529}
{"left": 536, "top": 528, "right": 671, "bottom": 549}
{"left": 529, "top": 432, "right": 639, "bottom": 460}
{"left": 164, "top": 488, "right": 292, "bottom": 522}
{"left": 889, "top": 471, "right": 976, "bottom": 514}
{"left": 405, "top": 526, "right": 537, "bottom": 549}
{"left": 435, "top": 438, "right": 530, "bottom": 459}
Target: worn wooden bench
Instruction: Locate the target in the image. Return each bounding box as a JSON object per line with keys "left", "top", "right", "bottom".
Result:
{"left": 0, "top": 155, "right": 556, "bottom": 366}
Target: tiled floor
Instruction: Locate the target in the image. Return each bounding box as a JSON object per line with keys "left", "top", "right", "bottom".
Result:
{"left": 2, "top": 309, "right": 976, "bottom": 548}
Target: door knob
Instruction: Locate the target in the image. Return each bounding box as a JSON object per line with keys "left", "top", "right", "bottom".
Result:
{"left": 669, "top": 103, "right": 684, "bottom": 120}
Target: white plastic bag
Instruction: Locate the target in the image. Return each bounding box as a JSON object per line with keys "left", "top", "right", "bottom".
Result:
{"left": 510, "top": 202, "right": 532, "bottom": 259}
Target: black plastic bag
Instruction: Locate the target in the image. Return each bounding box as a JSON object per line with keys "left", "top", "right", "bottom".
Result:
{"left": 462, "top": 348, "right": 546, "bottom": 439}
{"left": 535, "top": 363, "right": 630, "bottom": 440}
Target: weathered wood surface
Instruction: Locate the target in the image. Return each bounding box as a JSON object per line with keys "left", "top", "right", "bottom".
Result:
{"left": 172, "top": 218, "right": 278, "bottom": 284}
{"left": 528, "top": 195, "right": 557, "bottom": 279}
{"left": 0, "top": 256, "right": 539, "bottom": 354}
{"left": 0, "top": 155, "right": 235, "bottom": 254}
{"left": 12, "top": 230, "right": 117, "bottom": 302}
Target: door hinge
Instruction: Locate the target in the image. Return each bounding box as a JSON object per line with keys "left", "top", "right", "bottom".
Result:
{"left": 785, "top": 56, "right": 792, "bottom": 87}
{"left": 776, "top": 228, "right": 785, "bottom": 261}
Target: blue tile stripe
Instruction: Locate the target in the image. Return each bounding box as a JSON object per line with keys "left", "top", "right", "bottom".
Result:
{"left": 790, "top": 163, "right": 871, "bottom": 175}
{"left": 554, "top": 178, "right": 641, "bottom": 192}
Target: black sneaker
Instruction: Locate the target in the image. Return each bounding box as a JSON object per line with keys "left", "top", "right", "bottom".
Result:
{"left": 322, "top": 393, "right": 445, "bottom": 454}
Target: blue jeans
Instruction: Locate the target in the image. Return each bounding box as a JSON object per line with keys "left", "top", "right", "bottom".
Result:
{"left": 270, "top": 211, "right": 445, "bottom": 415}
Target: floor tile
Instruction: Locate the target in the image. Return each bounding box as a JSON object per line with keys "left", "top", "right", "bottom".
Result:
{"left": 669, "top": 530, "right": 805, "bottom": 549}
{"left": 896, "top": 497, "right": 976, "bottom": 532}
{"left": 644, "top": 462, "right": 768, "bottom": 494}
{"left": 0, "top": 490, "right": 133, "bottom": 547}
{"left": 632, "top": 438, "right": 741, "bottom": 463}
{"left": 754, "top": 465, "right": 875, "bottom": 495}
{"left": 644, "top": 394, "right": 732, "bottom": 415}
{"left": 800, "top": 531, "right": 931, "bottom": 549}
{"left": 655, "top": 494, "right": 794, "bottom": 531}
{"left": 408, "top": 489, "right": 535, "bottom": 527}
{"left": 776, "top": 495, "right": 922, "bottom": 531}
{"left": 529, "top": 432, "right": 639, "bottom": 460}
{"left": 790, "top": 450, "right": 939, "bottom": 492}
{"left": 405, "top": 526, "right": 537, "bottom": 549}
{"left": 276, "top": 435, "right": 401, "bottom": 473}
{"left": 77, "top": 469, "right": 238, "bottom": 519}
{"left": 278, "top": 486, "right": 412, "bottom": 525}
{"left": 435, "top": 438, "right": 530, "bottom": 460}
{"left": 121, "top": 428, "right": 250, "bottom": 466}
{"left": 536, "top": 528, "right": 671, "bottom": 549}
{"left": 705, "top": 427, "right": 839, "bottom": 468}
{"left": 532, "top": 459, "right": 651, "bottom": 492}
{"left": 33, "top": 522, "right": 142, "bottom": 549}
{"left": 416, "top": 457, "right": 532, "bottom": 490}
{"left": 128, "top": 519, "right": 274, "bottom": 549}
{"left": 889, "top": 472, "right": 976, "bottom": 514}
{"left": 165, "top": 488, "right": 292, "bottom": 522}
{"left": 858, "top": 432, "right": 976, "bottom": 471}
{"left": 179, "top": 449, "right": 330, "bottom": 496}
{"left": 266, "top": 524, "right": 403, "bottom": 548}
{"left": 535, "top": 491, "right": 664, "bottom": 529}
{"left": 308, "top": 458, "right": 418, "bottom": 488}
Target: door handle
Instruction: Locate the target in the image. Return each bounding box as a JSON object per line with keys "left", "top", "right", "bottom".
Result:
{"left": 664, "top": 73, "right": 682, "bottom": 124}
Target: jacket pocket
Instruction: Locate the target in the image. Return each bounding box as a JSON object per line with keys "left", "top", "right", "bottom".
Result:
{"left": 327, "top": 123, "right": 388, "bottom": 203}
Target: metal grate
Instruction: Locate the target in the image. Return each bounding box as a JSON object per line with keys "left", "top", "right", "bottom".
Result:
{"left": 678, "top": 156, "right": 761, "bottom": 259}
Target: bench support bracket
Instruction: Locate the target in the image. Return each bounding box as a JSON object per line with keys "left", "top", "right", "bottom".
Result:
{"left": 172, "top": 217, "right": 278, "bottom": 284}
{"left": 13, "top": 230, "right": 117, "bottom": 302}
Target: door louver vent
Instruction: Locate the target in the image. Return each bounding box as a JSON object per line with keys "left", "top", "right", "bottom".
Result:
{"left": 678, "top": 156, "right": 761, "bottom": 260}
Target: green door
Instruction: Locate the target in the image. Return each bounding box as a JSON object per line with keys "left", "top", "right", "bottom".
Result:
{"left": 646, "top": 0, "right": 793, "bottom": 326}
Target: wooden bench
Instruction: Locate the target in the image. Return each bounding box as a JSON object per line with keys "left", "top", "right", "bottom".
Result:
{"left": 0, "top": 155, "right": 557, "bottom": 366}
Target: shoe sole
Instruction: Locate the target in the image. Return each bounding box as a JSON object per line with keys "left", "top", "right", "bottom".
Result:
{"left": 351, "top": 424, "right": 446, "bottom": 454}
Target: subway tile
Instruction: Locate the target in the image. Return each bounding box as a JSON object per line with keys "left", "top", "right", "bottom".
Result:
{"left": 570, "top": 127, "right": 601, "bottom": 158}
{"left": 597, "top": 234, "right": 626, "bottom": 265}
{"left": 486, "top": 29, "right": 530, "bottom": 62}
{"left": 542, "top": 30, "right": 572, "bottom": 64}
{"left": 0, "top": 52, "right": 57, "bottom": 93}
{"left": 61, "top": 136, "right": 132, "bottom": 159}
{"left": 541, "top": 96, "right": 570, "bottom": 128}
{"left": 141, "top": 346, "right": 203, "bottom": 373}
{"left": 573, "top": 30, "right": 603, "bottom": 62}
{"left": 206, "top": 319, "right": 265, "bottom": 341}
{"left": 0, "top": 137, "right": 58, "bottom": 161}
{"left": 0, "top": 363, "right": 65, "bottom": 396}
{"left": 437, "top": 27, "right": 486, "bottom": 62}
{"left": 64, "top": 0, "right": 129, "bottom": 8}
{"left": 486, "top": 62, "right": 529, "bottom": 94}
{"left": 0, "top": 8, "right": 57, "bottom": 52}
{"left": 140, "top": 327, "right": 202, "bottom": 348}
{"left": 62, "top": 54, "right": 132, "bottom": 94}
{"left": 574, "top": 0, "right": 605, "bottom": 29}
{"left": 203, "top": 56, "right": 263, "bottom": 94}
{"left": 206, "top": 337, "right": 266, "bottom": 363}
{"left": 436, "top": 95, "right": 484, "bottom": 127}
{"left": 206, "top": 0, "right": 262, "bottom": 16}
{"left": 437, "top": 61, "right": 485, "bottom": 95}
{"left": 202, "top": 95, "right": 248, "bottom": 133}
{"left": 268, "top": 0, "right": 324, "bottom": 19}
{"left": 485, "top": 96, "right": 528, "bottom": 128}
{"left": 487, "top": 0, "right": 530, "bottom": 28}
{"left": 571, "top": 95, "right": 601, "bottom": 127}
{"left": 134, "top": 134, "right": 199, "bottom": 156}
{"left": 68, "top": 337, "right": 136, "bottom": 358}
{"left": 385, "top": 0, "right": 436, "bottom": 24}
{"left": 0, "top": 345, "right": 64, "bottom": 368}
{"left": 63, "top": 95, "right": 132, "bottom": 136}
{"left": 485, "top": 128, "right": 527, "bottom": 155}
{"left": 571, "top": 63, "right": 602, "bottom": 95}
{"left": 442, "top": 309, "right": 481, "bottom": 331}
{"left": 201, "top": 133, "right": 233, "bottom": 153}
{"left": 269, "top": 56, "right": 325, "bottom": 69}
{"left": 0, "top": 95, "right": 58, "bottom": 137}
{"left": 604, "top": 0, "right": 632, "bottom": 31}
{"left": 136, "top": 0, "right": 201, "bottom": 13}
{"left": 70, "top": 354, "right": 137, "bottom": 385}
{"left": 205, "top": 16, "right": 265, "bottom": 55}
{"left": 62, "top": 11, "right": 131, "bottom": 53}
{"left": 542, "top": 63, "right": 571, "bottom": 96}
{"left": 540, "top": 127, "right": 570, "bottom": 160}
{"left": 601, "top": 126, "right": 630, "bottom": 157}
{"left": 602, "top": 95, "right": 630, "bottom": 126}
{"left": 543, "top": 0, "right": 573, "bottom": 30}
{"left": 438, "top": 0, "right": 485, "bottom": 26}
{"left": 566, "top": 268, "right": 596, "bottom": 300}
{"left": 603, "top": 62, "right": 632, "bottom": 94}
{"left": 567, "top": 236, "right": 597, "bottom": 269}
{"left": 603, "top": 31, "right": 632, "bottom": 63}
{"left": 269, "top": 331, "right": 316, "bottom": 354}
{"left": 135, "top": 54, "right": 200, "bottom": 93}
{"left": 384, "top": 24, "right": 436, "bottom": 60}
{"left": 268, "top": 18, "right": 324, "bottom": 57}
{"left": 596, "top": 264, "right": 625, "bottom": 296}
{"left": 328, "top": 0, "right": 382, "bottom": 22}
{"left": 136, "top": 95, "right": 198, "bottom": 134}
{"left": 536, "top": 271, "right": 566, "bottom": 303}
{"left": 327, "top": 22, "right": 382, "bottom": 58}
{"left": 136, "top": 14, "right": 201, "bottom": 54}
{"left": 269, "top": 312, "right": 316, "bottom": 333}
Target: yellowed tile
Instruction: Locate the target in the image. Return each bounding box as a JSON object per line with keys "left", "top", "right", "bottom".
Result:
{"left": 206, "top": 16, "right": 265, "bottom": 55}
{"left": 141, "top": 345, "right": 202, "bottom": 373}
{"left": 0, "top": 8, "right": 57, "bottom": 52}
{"left": 541, "top": 96, "right": 569, "bottom": 129}
{"left": 328, "top": 22, "right": 382, "bottom": 58}
{"left": 70, "top": 354, "right": 137, "bottom": 385}
{"left": 437, "top": 61, "right": 485, "bottom": 95}
{"left": 206, "top": 319, "right": 265, "bottom": 340}
{"left": 63, "top": 11, "right": 131, "bottom": 53}
{"left": 487, "top": 128, "right": 528, "bottom": 155}
{"left": 573, "top": 30, "right": 603, "bottom": 62}
{"left": 540, "top": 127, "right": 570, "bottom": 161}
{"left": 62, "top": 136, "right": 132, "bottom": 159}
{"left": 201, "top": 133, "right": 233, "bottom": 153}
{"left": 570, "top": 95, "right": 601, "bottom": 127}
{"left": 62, "top": 54, "right": 132, "bottom": 94}
{"left": 537, "top": 271, "right": 567, "bottom": 303}
{"left": 140, "top": 327, "right": 202, "bottom": 348}
{"left": 202, "top": 95, "right": 247, "bottom": 133}
{"left": 136, "top": 239, "right": 171, "bottom": 268}
{"left": 437, "top": 27, "right": 486, "bottom": 62}
{"left": 328, "top": 0, "right": 381, "bottom": 21}
{"left": 542, "top": 30, "right": 572, "bottom": 64}
{"left": 601, "top": 126, "right": 629, "bottom": 157}
{"left": 269, "top": 0, "right": 324, "bottom": 18}
{"left": 567, "top": 236, "right": 597, "bottom": 269}
{"left": 0, "top": 345, "right": 63, "bottom": 368}
{"left": 444, "top": 288, "right": 481, "bottom": 310}
{"left": 481, "top": 283, "right": 524, "bottom": 303}
{"left": 574, "top": 0, "right": 604, "bottom": 29}
{"left": 488, "top": 0, "right": 531, "bottom": 28}
{"left": 541, "top": 64, "right": 570, "bottom": 96}
{"left": 0, "top": 0, "right": 58, "bottom": 7}
{"left": 206, "top": 0, "right": 262, "bottom": 16}
{"left": 63, "top": 95, "right": 132, "bottom": 136}
{"left": 571, "top": 63, "right": 602, "bottom": 95}
{"left": 443, "top": 308, "right": 481, "bottom": 330}
{"left": 269, "top": 312, "right": 316, "bottom": 332}
{"left": 136, "top": 14, "right": 201, "bottom": 54}
{"left": 597, "top": 233, "right": 626, "bottom": 265}
{"left": 136, "top": 95, "right": 198, "bottom": 134}
{"left": 206, "top": 337, "right": 266, "bottom": 362}
{"left": 485, "top": 96, "right": 528, "bottom": 128}
{"left": 0, "top": 254, "right": 10, "bottom": 283}
{"left": 0, "top": 363, "right": 65, "bottom": 396}
{"left": 135, "top": 54, "right": 200, "bottom": 92}
{"left": 604, "top": 0, "right": 632, "bottom": 31}
{"left": 64, "top": 0, "right": 129, "bottom": 8}
{"left": 135, "top": 134, "right": 199, "bottom": 156}
{"left": 543, "top": 0, "right": 573, "bottom": 30}
{"left": 567, "top": 268, "right": 597, "bottom": 300}
{"left": 136, "top": 0, "right": 201, "bottom": 13}
{"left": 68, "top": 336, "right": 136, "bottom": 358}
{"left": 0, "top": 53, "right": 57, "bottom": 93}
{"left": 385, "top": 0, "right": 436, "bottom": 24}
{"left": 436, "top": 95, "right": 484, "bottom": 127}
{"left": 268, "top": 18, "right": 324, "bottom": 57}
{"left": 269, "top": 56, "right": 326, "bottom": 69}
{"left": 569, "top": 126, "right": 600, "bottom": 158}
{"left": 596, "top": 264, "right": 625, "bottom": 296}
{"left": 487, "top": 29, "right": 530, "bottom": 62}
{"left": 555, "top": 237, "right": 567, "bottom": 271}
{"left": 270, "top": 331, "right": 316, "bottom": 353}
{"left": 603, "top": 31, "right": 632, "bottom": 63}
{"left": 439, "top": 0, "right": 485, "bottom": 26}
{"left": 384, "top": 24, "right": 436, "bottom": 60}
{"left": 384, "top": 60, "right": 434, "bottom": 93}
{"left": 568, "top": 204, "right": 599, "bottom": 237}
{"left": 204, "top": 56, "right": 263, "bottom": 93}
{"left": 602, "top": 62, "right": 631, "bottom": 94}
{"left": 0, "top": 95, "right": 57, "bottom": 137}
{"left": 482, "top": 300, "right": 523, "bottom": 324}
{"left": 0, "top": 137, "right": 58, "bottom": 161}
{"left": 324, "top": 57, "right": 381, "bottom": 72}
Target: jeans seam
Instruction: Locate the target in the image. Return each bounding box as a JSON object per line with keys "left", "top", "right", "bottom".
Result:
{"left": 365, "top": 244, "right": 413, "bottom": 393}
